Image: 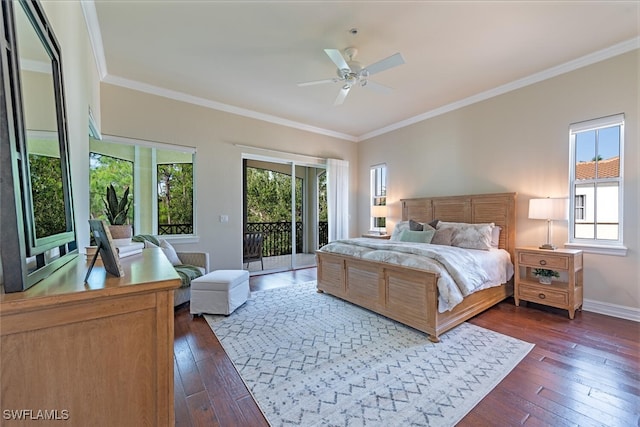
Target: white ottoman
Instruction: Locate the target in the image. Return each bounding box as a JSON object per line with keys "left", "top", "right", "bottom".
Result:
{"left": 190, "top": 270, "right": 250, "bottom": 315}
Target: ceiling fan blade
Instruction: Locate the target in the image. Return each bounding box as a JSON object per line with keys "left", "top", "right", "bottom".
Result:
{"left": 324, "top": 49, "right": 351, "bottom": 72}
{"left": 334, "top": 85, "right": 351, "bottom": 106}
{"left": 363, "top": 52, "right": 405, "bottom": 76}
{"left": 363, "top": 80, "right": 393, "bottom": 94}
{"left": 297, "top": 78, "right": 337, "bottom": 87}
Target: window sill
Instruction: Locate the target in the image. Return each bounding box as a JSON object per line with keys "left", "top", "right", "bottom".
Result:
{"left": 564, "top": 242, "right": 627, "bottom": 256}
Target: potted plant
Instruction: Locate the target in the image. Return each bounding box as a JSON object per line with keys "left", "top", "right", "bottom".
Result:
{"left": 533, "top": 268, "right": 559, "bottom": 285}
{"left": 103, "top": 184, "right": 132, "bottom": 242}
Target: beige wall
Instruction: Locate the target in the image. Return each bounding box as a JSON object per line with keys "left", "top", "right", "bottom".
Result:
{"left": 358, "top": 51, "right": 639, "bottom": 313}
{"left": 100, "top": 84, "right": 358, "bottom": 269}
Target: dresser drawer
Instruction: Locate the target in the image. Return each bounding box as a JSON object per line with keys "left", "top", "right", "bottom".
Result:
{"left": 518, "top": 252, "right": 568, "bottom": 270}
{"left": 518, "top": 285, "right": 568, "bottom": 306}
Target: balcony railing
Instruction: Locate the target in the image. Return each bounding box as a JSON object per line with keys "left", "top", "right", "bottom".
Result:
{"left": 158, "top": 223, "right": 193, "bottom": 235}
{"left": 157, "top": 221, "right": 329, "bottom": 256}
{"left": 247, "top": 221, "right": 328, "bottom": 257}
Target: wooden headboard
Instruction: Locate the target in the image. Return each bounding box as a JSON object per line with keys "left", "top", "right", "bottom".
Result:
{"left": 401, "top": 192, "right": 517, "bottom": 260}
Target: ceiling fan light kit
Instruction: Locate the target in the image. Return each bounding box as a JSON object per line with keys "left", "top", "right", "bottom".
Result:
{"left": 298, "top": 46, "right": 405, "bottom": 105}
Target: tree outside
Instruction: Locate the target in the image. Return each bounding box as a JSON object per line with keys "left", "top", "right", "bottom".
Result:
{"left": 29, "top": 154, "right": 66, "bottom": 238}
{"left": 89, "top": 152, "right": 133, "bottom": 224}
{"left": 245, "top": 167, "right": 302, "bottom": 223}
{"left": 157, "top": 163, "right": 193, "bottom": 233}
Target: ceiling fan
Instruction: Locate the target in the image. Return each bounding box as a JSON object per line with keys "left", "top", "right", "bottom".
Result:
{"left": 298, "top": 47, "right": 405, "bottom": 105}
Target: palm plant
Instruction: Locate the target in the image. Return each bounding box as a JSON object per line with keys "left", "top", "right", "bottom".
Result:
{"left": 103, "top": 184, "right": 131, "bottom": 225}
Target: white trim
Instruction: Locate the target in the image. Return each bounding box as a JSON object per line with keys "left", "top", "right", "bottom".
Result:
{"left": 21, "top": 58, "right": 51, "bottom": 74}
{"left": 564, "top": 243, "right": 627, "bottom": 256}
{"left": 570, "top": 113, "right": 624, "bottom": 133}
{"left": 361, "top": 38, "right": 639, "bottom": 141}
{"left": 80, "top": 0, "right": 108, "bottom": 79}
{"left": 103, "top": 74, "right": 357, "bottom": 142}
{"left": 582, "top": 299, "right": 640, "bottom": 322}
{"left": 101, "top": 134, "right": 196, "bottom": 154}
{"left": 235, "top": 143, "right": 325, "bottom": 165}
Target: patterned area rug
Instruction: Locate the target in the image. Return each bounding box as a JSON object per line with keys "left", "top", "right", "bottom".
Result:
{"left": 205, "top": 281, "right": 533, "bottom": 427}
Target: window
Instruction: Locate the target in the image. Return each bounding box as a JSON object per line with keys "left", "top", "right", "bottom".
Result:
{"left": 574, "top": 194, "right": 585, "bottom": 221}
{"left": 568, "top": 114, "right": 624, "bottom": 254}
{"left": 89, "top": 152, "right": 134, "bottom": 227}
{"left": 370, "top": 164, "right": 387, "bottom": 231}
{"left": 157, "top": 163, "right": 194, "bottom": 235}
{"left": 90, "top": 137, "right": 196, "bottom": 238}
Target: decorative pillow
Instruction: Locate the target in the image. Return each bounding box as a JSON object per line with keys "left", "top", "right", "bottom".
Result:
{"left": 436, "top": 221, "right": 495, "bottom": 251}
{"left": 390, "top": 220, "right": 434, "bottom": 241}
{"left": 409, "top": 219, "right": 423, "bottom": 231}
{"left": 491, "top": 226, "right": 502, "bottom": 248}
{"left": 398, "top": 229, "right": 435, "bottom": 244}
{"left": 428, "top": 219, "right": 440, "bottom": 229}
{"left": 159, "top": 239, "right": 181, "bottom": 265}
{"left": 431, "top": 228, "right": 454, "bottom": 246}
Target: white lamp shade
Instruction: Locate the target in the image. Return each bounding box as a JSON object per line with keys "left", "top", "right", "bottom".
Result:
{"left": 528, "top": 198, "right": 568, "bottom": 220}
{"left": 370, "top": 205, "right": 387, "bottom": 218}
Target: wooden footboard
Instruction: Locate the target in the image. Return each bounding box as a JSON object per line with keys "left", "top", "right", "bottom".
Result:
{"left": 316, "top": 251, "right": 512, "bottom": 342}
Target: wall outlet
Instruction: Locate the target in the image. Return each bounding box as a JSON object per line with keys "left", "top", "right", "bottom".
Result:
{"left": 219, "top": 215, "right": 229, "bottom": 223}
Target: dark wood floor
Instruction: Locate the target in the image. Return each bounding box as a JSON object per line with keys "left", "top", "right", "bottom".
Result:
{"left": 174, "top": 268, "right": 640, "bottom": 426}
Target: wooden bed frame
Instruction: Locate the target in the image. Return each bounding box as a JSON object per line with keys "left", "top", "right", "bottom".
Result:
{"left": 316, "top": 192, "right": 516, "bottom": 342}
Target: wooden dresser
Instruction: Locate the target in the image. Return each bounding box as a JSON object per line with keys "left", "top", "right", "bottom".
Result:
{"left": 0, "top": 248, "right": 180, "bottom": 426}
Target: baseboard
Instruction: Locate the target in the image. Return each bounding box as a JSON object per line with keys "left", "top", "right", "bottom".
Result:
{"left": 582, "top": 299, "right": 640, "bottom": 322}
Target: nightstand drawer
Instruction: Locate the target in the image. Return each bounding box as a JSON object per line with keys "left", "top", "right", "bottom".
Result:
{"left": 518, "top": 252, "right": 569, "bottom": 269}
{"left": 518, "top": 285, "right": 568, "bottom": 306}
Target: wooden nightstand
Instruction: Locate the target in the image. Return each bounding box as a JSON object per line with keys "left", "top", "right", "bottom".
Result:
{"left": 514, "top": 247, "right": 583, "bottom": 319}
{"left": 361, "top": 233, "right": 391, "bottom": 240}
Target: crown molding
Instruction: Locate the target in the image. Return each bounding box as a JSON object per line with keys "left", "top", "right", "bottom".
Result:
{"left": 80, "top": 0, "right": 107, "bottom": 79}
{"left": 359, "top": 37, "right": 639, "bottom": 141}
{"left": 103, "top": 74, "right": 358, "bottom": 142}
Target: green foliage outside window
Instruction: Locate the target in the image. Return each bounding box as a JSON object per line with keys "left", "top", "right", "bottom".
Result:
{"left": 89, "top": 153, "right": 133, "bottom": 224}
{"left": 29, "top": 154, "right": 66, "bottom": 238}
{"left": 157, "top": 163, "right": 193, "bottom": 226}
{"left": 245, "top": 167, "right": 302, "bottom": 223}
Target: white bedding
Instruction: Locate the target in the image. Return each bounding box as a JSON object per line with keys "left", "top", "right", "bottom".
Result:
{"left": 318, "top": 238, "right": 514, "bottom": 312}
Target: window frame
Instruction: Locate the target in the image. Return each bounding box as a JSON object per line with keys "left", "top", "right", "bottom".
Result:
{"left": 369, "top": 163, "right": 387, "bottom": 232}
{"left": 567, "top": 114, "right": 626, "bottom": 256}
{"left": 90, "top": 135, "right": 198, "bottom": 243}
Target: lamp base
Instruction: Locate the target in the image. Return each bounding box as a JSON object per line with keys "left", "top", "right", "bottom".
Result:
{"left": 538, "top": 243, "right": 556, "bottom": 250}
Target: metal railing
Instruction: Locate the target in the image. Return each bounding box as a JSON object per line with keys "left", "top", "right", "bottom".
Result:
{"left": 158, "top": 223, "right": 193, "bottom": 235}
{"left": 247, "top": 221, "right": 329, "bottom": 257}
{"left": 157, "top": 221, "right": 330, "bottom": 254}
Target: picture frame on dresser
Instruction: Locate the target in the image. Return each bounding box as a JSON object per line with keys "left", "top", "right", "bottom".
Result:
{"left": 86, "top": 220, "right": 124, "bottom": 281}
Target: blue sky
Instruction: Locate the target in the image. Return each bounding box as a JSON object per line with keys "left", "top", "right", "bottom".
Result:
{"left": 575, "top": 125, "right": 620, "bottom": 163}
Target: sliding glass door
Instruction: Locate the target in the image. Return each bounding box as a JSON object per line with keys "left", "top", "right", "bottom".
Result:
{"left": 242, "top": 155, "right": 325, "bottom": 273}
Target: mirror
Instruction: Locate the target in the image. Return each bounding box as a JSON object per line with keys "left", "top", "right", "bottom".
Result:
{"left": 0, "top": 0, "right": 77, "bottom": 292}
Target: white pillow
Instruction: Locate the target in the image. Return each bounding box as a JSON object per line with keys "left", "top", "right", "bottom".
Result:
{"left": 436, "top": 221, "right": 495, "bottom": 251}
{"left": 390, "top": 220, "right": 433, "bottom": 241}
{"left": 159, "top": 239, "right": 181, "bottom": 265}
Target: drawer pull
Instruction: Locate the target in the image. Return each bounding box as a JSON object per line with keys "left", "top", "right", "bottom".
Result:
{"left": 538, "top": 293, "right": 546, "bottom": 299}
{"left": 539, "top": 260, "right": 547, "bottom": 266}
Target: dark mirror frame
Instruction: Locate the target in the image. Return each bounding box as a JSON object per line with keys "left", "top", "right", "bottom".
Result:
{"left": 0, "top": 0, "right": 77, "bottom": 292}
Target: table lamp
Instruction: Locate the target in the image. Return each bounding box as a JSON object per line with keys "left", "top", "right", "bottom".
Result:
{"left": 528, "top": 197, "right": 568, "bottom": 250}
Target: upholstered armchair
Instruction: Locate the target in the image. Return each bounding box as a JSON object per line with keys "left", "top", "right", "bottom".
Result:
{"left": 174, "top": 251, "right": 210, "bottom": 306}
{"left": 132, "top": 235, "right": 210, "bottom": 307}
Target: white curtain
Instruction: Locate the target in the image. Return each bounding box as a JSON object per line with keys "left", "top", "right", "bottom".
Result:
{"left": 326, "top": 158, "right": 349, "bottom": 241}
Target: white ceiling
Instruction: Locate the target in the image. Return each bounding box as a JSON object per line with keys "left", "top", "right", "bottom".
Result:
{"left": 86, "top": 1, "right": 639, "bottom": 142}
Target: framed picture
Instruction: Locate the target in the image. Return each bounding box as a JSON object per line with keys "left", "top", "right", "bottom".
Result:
{"left": 86, "top": 219, "right": 124, "bottom": 281}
